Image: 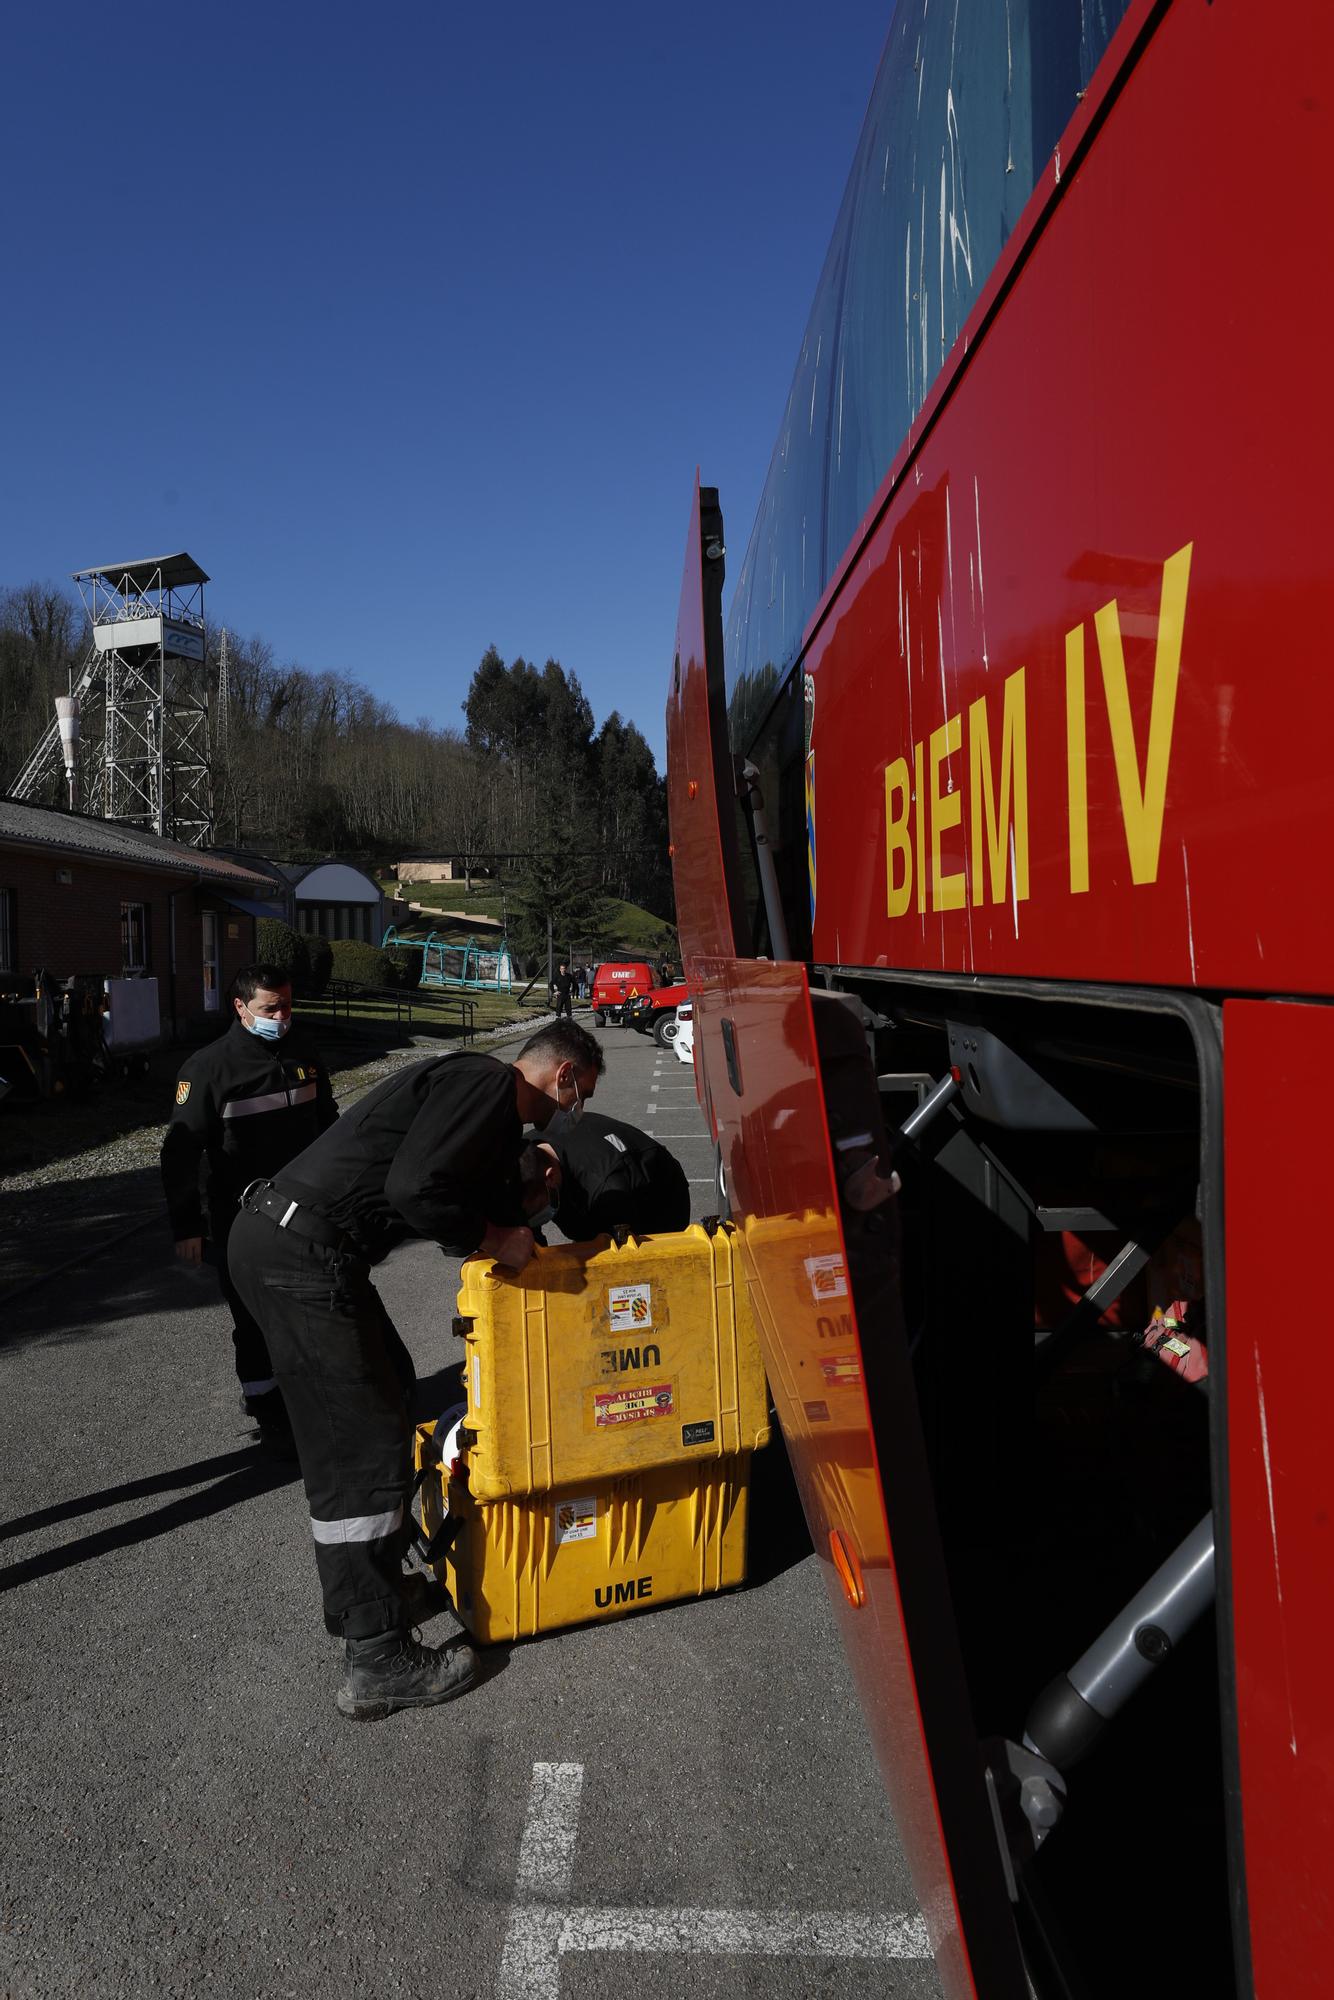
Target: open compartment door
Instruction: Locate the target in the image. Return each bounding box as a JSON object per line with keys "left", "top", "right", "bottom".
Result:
{"left": 666, "top": 477, "right": 746, "bottom": 971}
{"left": 712, "top": 957, "right": 1030, "bottom": 2000}
{"left": 666, "top": 488, "right": 1024, "bottom": 1989}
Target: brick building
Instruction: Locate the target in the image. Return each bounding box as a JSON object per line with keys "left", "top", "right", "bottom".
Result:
{"left": 0, "top": 800, "right": 282, "bottom": 1040}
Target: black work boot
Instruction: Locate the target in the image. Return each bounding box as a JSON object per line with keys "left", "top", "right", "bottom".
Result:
{"left": 336, "top": 1631, "right": 478, "bottom": 1721}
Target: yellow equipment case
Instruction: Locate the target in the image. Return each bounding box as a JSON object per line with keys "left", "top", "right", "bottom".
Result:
{"left": 414, "top": 1427, "right": 751, "bottom": 1644}
{"left": 452, "top": 1223, "right": 770, "bottom": 1503}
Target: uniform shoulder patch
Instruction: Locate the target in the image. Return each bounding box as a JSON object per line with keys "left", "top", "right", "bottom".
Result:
{"left": 175, "top": 1080, "right": 191, "bottom": 1106}
{"left": 604, "top": 1132, "right": 627, "bottom": 1153}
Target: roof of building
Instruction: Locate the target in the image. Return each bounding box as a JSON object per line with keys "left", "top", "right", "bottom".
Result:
{"left": 70, "top": 552, "right": 209, "bottom": 593}
{"left": 0, "top": 799, "right": 275, "bottom": 889}
{"left": 271, "top": 860, "right": 382, "bottom": 897}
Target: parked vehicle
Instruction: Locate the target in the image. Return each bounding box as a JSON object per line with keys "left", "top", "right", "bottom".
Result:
{"left": 666, "top": 3, "right": 1329, "bottom": 1993}
{"left": 671, "top": 1002, "right": 694, "bottom": 1068}
{"left": 626, "top": 980, "right": 688, "bottom": 1046}
{"left": 589, "top": 961, "right": 655, "bottom": 1026}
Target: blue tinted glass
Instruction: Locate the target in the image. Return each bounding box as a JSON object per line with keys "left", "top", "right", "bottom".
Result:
{"left": 733, "top": 204, "right": 850, "bottom": 728}
{"left": 726, "top": 0, "right": 1131, "bottom": 745}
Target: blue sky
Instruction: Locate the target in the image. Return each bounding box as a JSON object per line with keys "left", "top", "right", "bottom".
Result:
{"left": 2, "top": 3, "right": 888, "bottom": 769}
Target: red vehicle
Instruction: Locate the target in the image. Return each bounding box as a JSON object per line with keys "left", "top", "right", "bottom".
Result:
{"left": 626, "top": 980, "right": 688, "bottom": 1047}
{"left": 668, "top": 6, "right": 1331, "bottom": 1997}
{"left": 589, "top": 961, "right": 655, "bottom": 1026}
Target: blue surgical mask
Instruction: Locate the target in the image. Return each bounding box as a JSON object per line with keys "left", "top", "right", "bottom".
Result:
{"left": 243, "top": 1010, "right": 289, "bottom": 1041}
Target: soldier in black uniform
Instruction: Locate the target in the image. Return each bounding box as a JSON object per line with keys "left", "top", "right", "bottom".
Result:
{"left": 161, "top": 962, "right": 337, "bottom": 1439}
{"left": 533, "top": 1110, "right": 691, "bottom": 1240}
{"left": 551, "top": 962, "right": 574, "bottom": 1019}
{"left": 226, "top": 1018, "right": 604, "bottom": 1722}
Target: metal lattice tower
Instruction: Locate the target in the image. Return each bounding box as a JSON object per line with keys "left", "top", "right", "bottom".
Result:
{"left": 215, "top": 628, "right": 230, "bottom": 745}
{"left": 10, "top": 552, "right": 214, "bottom": 846}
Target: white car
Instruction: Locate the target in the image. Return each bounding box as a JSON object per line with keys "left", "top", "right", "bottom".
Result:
{"left": 672, "top": 1001, "right": 694, "bottom": 1066}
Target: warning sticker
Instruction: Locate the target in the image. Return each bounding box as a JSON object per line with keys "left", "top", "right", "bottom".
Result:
{"left": 820, "top": 1353, "right": 861, "bottom": 1389}
{"left": 555, "top": 1496, "right": 596, "bottom": 1545}
{"left": 609, "top": 1283, "right": 653, "bottom": 1332}
{"left": 803, "top": 1399, "right": 831, "bottom": 1424}
{"left": 804, "top": 1253, "right": 848, "bottom": 1304}
{"left": 594, "top": 1383, "right": 674, "bottom": 1428}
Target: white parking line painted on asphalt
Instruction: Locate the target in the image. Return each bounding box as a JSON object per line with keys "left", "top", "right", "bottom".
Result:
{"left": 561, "top": 1907, "right": 931, "bottom": 1958}
{"left": 497, "top": 1762, "right": 931, "bottom": 1998}
{"left": 497, "top": 1763, "right": 585, "bottom": 2000}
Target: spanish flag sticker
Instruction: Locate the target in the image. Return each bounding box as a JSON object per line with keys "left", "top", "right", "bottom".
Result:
{"left": 175, "top": 1080, "right": 191, "bottom": 1106}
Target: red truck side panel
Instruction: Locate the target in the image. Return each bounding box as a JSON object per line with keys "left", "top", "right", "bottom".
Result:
{"left": 1225, "top": 1002, "right": 1334, "bottom": 2000}
{"left": 804, "top": 0, "right": 1333, "bottom": 1001}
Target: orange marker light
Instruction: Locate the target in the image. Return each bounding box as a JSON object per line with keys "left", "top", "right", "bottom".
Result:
{"left": 687, "top": 780, "right": 699, "bottom": 799}
{"left": 829, "top": 1527, "right": 865, "bottom": 1608}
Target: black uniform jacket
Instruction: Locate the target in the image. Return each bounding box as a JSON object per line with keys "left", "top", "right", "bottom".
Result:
{"left": 160, "top": 1018, "right": 337, "bottom": 1240}
{"left": 275, "top": 1052, "right": 526, "bottom": 1263}
{"left": 550, "top": 1112, "right": 690, "bottom": 1241}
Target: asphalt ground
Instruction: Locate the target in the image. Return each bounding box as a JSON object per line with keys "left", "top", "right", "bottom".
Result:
{"left": 0, "top": 1018, "right": 943, "bottom": 2000}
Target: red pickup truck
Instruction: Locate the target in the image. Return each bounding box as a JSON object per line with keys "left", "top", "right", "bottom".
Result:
{"left": 626, "top": 980, "right": 688, "bottom": 1047}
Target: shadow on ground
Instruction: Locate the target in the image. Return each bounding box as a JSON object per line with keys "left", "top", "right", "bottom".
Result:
{"left": 0, "top": 1048, "right": 186, "bottom": 1177}
{"left": 0, "top": 1444, "right": 300, "bottom": 1594}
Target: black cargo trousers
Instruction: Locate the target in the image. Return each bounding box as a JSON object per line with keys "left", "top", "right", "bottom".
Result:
{"left": 208, "top": 1204, "right": 276, "bottom": 1393}
{"left": 227, "top": 1201, "right": 418, "bottom": 1640}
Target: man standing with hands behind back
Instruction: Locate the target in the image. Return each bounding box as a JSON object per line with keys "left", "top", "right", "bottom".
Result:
{"left": 161, "top": 961, "right": 337, "bottom": 1443}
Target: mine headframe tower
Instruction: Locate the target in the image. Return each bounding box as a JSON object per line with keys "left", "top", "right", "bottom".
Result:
{"left": 10, "top": 551, "right": 214, "bottom": 847}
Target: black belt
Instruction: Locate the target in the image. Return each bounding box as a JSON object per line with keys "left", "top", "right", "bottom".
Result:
{"left": 241, "top": 1180, "right": 346, "bottom": 1251}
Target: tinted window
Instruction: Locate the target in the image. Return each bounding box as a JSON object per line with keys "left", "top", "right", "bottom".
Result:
{"left": 726, "top": 0, "right": 1132, "bottom": 747}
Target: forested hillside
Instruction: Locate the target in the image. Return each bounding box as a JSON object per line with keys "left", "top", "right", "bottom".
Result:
{"left": 0, "top": 584, "right": 672, "bottom": 930}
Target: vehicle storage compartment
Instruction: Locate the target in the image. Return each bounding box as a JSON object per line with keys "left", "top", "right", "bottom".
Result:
{"left": 414, "top": 1427, "right": 752, "bottom": 1644}
{"left": 836, "top": 973, "right": 1236, "bottom": 1999}
{"left": 453, "top": 1225, "right": 770, "bottom": 1502}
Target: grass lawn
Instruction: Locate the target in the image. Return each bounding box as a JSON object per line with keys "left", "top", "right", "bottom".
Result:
{"left": 300, "top": 980, "right": 550, "bottom": 1044}
{"left": 597, "top": 898, "right": 676, "bottom": 959}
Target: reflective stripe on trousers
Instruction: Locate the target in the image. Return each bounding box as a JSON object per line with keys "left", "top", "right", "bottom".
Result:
{"left": 311, "top": 1505, "right": 404, "bottom": 1545}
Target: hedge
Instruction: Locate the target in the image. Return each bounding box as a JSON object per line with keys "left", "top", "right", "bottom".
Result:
{"left": 327, "top": 939, "right": 399, "bottom": 989}
{"left": 302, "top": 934, "right": 333, "bottom": 997}
{"left": 255, "top": 920, "right": 308, "bottom": 988}
{"left": 252, "top": 920, "right": 335, "bottom": 998}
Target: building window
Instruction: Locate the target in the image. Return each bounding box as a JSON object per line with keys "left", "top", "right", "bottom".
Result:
{"left": 121, "top": 901, "right": 150, "bottom": 972}
{"left": 0, "top": 888, "right": 15, "bottom": 973}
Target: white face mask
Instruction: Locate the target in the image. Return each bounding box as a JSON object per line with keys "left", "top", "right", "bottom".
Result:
{"left": 545, "top": 1073, "right": 583, "bottom": 1138}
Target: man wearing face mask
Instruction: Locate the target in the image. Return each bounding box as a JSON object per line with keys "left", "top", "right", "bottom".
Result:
{"left": 161, "top": 962, "right": 337, "bottom": 1442}
{"left": 225, "top": 1019, "right": 603, "bottom": 1721}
